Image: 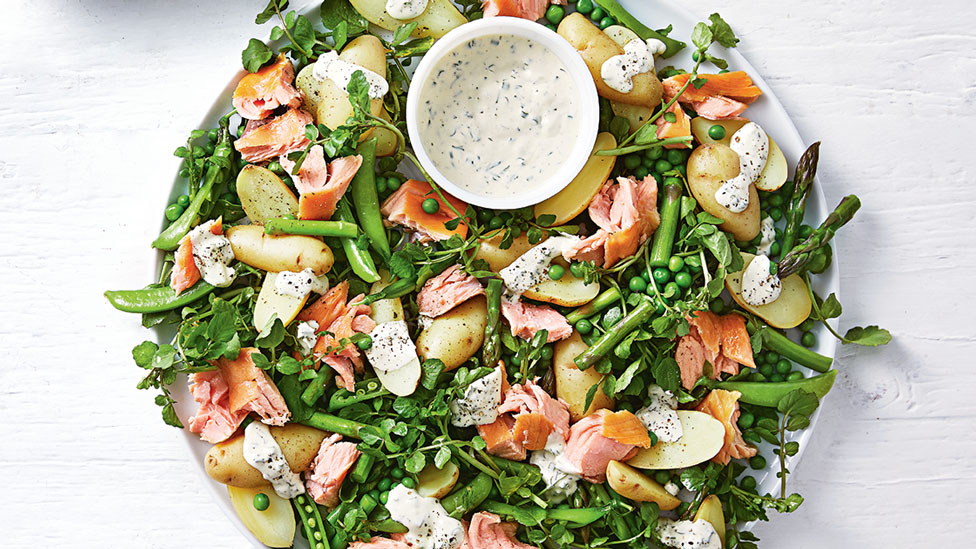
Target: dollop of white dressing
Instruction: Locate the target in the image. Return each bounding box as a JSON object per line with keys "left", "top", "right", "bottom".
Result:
{"left": 386, "top": 485, "right": 466, "bottom": 549}
{"left": 756, "top": 215, "right": 776, "bottom": 256}
{"left": 664, "top": 481, "right": 681, "bottom": 496}
{"left": 601, "top": 38, "right": 656, "bottom": 94}
{"left": 657, "top": 519, "right": 722, "bottom": 549}
{"left": 385, "top": 0, "right": 428, "bottom": 19}
{"left": 635, "top": 385, "right": 683, "bottom": 443}
{"left": 242, "top": 422, "right": 305, "bottom": 499}
{"left": 646, "top": 38, "right": 667, "bottom": 57}
{"left": 274, "top": 268, "right": 330, "bottom": 299}
{"left": 450, "top": 367, "right": 502, "bottom": 428}
{"left": 417, "top": 34, "right": 581, "bottom": 197}
{"left": 715, "top": 122, "right": 769, "bottom": 213}
{"left": 188, "top": 220, "right": 236, "bottom": 287}
{"left": 500, "top": 235, "right": 580, "bottom": 297}
{"left": 741, "top": 254, "right": 782, "bottom": 306}
{"left": 296, "top": 320, "right": 319, "bottom": 356}
{"left": 313, "top": 51, "right": 389, "bottom": 99}
{"left": 529, "top": 432, "right": 581, "bottom": 503}
{"left": 365, "top": 320, "right": 418, "bottom": 373}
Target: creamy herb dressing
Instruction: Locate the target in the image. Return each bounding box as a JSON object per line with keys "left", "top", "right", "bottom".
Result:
{"left": 188, "top": 220, "right": 236, "bottom": 288}
{"left": 242, "top": 422, "right": 304, "bottom": 499}
{"left": 715, "top": 122, "right": 769, "bottom": 213}
{"left": 450, "top": 366, "right": 502, "bottom": 427}
{"left": 386, "top": 485, "right": 466, "bottom": 549}
{"left": 741, "top": 254, "right": 782, "bottom": 306}
{"left": 416, "top": 34, "right": 582, "bottom": 197}
{"left": 657, "top": 519, "right": 722, "bottom": 549}
{"left": 529, "top": 432, "right": 581, "bottom": 503}
{"left": 756, "top": 215, "right": 775, "bottom": 256}
{"left": 274, "top": 268, "right": 330, "bottom": 299}
{"left": 313, "top": 51, "right": 389, "bottom": 99}
{"left": 635, "top": 385, "right": 683, "bottom": 443}
{"left": 601, "top": 38, "right": 655, "bottom": 94}
{"left": 365, "top": 320, "right": 417, "bottom": 373}
{"left": 385, "top": 0, "right": 427, "bottom": 19}
{"left": 296, "top": 320, "right": 319, "bottom": 356}
{"left": 499, "top": 235, "right": 580, "bottom": 297}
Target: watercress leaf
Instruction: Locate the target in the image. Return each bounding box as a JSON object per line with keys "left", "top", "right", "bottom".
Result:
{"left": 681, "top": 468, "right": 707, "bottom": 491}
{"left": 250, "top": 352, "right": 272, "bottom": 371}
{"left": 161, "top": 403, "right": 184, "bottom": 428}
{"left": 152, "top": 344, "right": 177, "bottom": 370}
{"left": 333, "top": 20, "right": 349, "bottom": 50}
{"left": 346, "top": 71, "right": 371, "bottom": 114}
{"left": 707, "top": 13, "right": 740, "bottom": 48}
{"left": 651, "top": 357, "right": 682, "bottom": 394}
{"left": 692, "top": 77, "right": 708, "bottom": 89}
{"left": 784, "top": 441, "right": 800, "bottom": 456}
{"left": 819, "top": 293, "right": 843, "bottom": 319}
{"left": 680, "top": 196, "right": 698, "bottom": 219}
{"left": 434, "top": 446, "right": 452, "bottom": 468}
{"left": 602, "top": 375, "right": 616, "bottom": 398}
{"left": 536, "top": 214, "right": 556, "bottom": 227}
{"left": 392, "top": 22, "right": 419, "bottom": 46}
{"left": 615, "top": 360, "right": 642, "bottom": 395}
{"left": 276, "top": 355, "right": 303, "bottom": 375}
{"left": 777, "top": 389, "right": 819, "bottom": 417}
{"left": 471, "top": 436, "right": 487, "bottom": 450}
{"left": 393, "top": 397, "right": 420, "bottom": 419}
{"left": 405, "top": 450, "right": 427, "bottom": 473}
{"left": 691, "top": 22, "right": 713, "bottom": 51}
{"left": 255, "top": 0, "right": 288, "bottom": 24}
{"left": 844, "top": 325, "right": 892, "bottom": 346}
{"left": 255, "top": 317, "right": 286, "bottom": 348}
{"left": 583, "top": 380, "right": 601, "bottom": 416}
{"left": 132, "top": 341, "right": 158, "bottom": 369}
{"left": 703, "top": 52, "right": 729, "bottom": 70}
{"left": 242, "top": 38, "right": 273, "bottom": 72}
{"left": 270, "top": 25, "right": 285, "bottom": 41}
{"left": 320, "top": 0, "right": 368, "bottom": 34}
{"left": 421, "top": 359, "right": 446, "bottom": 390}
{"left": 786, "top": 415, "right": 811, "bottom": 431}
{"left": 702, "top": 231, "right": 732, "bottom": 266}
{"left": 292, "top": 14, "right": 317, "bottom": 53}
{"left": 277, "top": 375, "right": 313, "bottom": 422}
{"left": 633, "top": 123, "right": 659, "bottom": 145}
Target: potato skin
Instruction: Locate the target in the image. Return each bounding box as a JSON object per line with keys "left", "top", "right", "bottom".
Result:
{"left": 226, "top": 225, "right": 334, "bottom": 275}
{"left": 554, "top": 331, "right": 613, "bottom": 421}
{"left": 557, "top": 14, "right": 662, "bottom": 107}
{"left": 236, "top": 165, "right": 299, "bottom": 225}
{"left": 686, "top": 143, "right": 760, "bottom": 241}
{"left": 316, "top": 35, "right": 386, "bottom": 131}
{"left": 474, "top": 233, "right": 541, "bottom": 273}
{"left": 417, "top": 296, "right": 487, "bottom": 371}
{"left": 205, "top": 424, "right": 328, "bottom": 488}
{"left": 349, "top": 0, "right": 466, "bottom": 38}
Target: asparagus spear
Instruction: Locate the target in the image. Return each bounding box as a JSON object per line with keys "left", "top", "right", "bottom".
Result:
{"left": 482, "top": 279, "right": 503, "bottom": 366}
{"left": 780, "top": 142, "right": 821, "bottom": 254}
{"left": 778, "top": 195, "right": 860, "bottom": 278}
{"left": 649, "top": 180, "right": 683, "bottom": 267}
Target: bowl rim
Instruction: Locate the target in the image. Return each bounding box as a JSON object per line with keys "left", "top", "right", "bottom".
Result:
{"left": 405, "top": 16, "right": 600, "bottom": 209}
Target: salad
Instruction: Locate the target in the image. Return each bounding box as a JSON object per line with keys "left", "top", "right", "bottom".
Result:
{"left": 106, "top": 1, "right": 891, "bottom": 548}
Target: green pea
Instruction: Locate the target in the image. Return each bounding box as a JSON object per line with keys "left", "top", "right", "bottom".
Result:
{"left": 541, "top": 345, "right": 554, "bottom": 361}
{"left": 799, "top": 318, "right": 815, "bottom": 332}
{"left": 548, "top": 264, "right": 566, "bottom": 280}
{"left": 569, "top": 262, "right": 586, "bottom": 278}
{"left": 368, "top": 489, "right": 380, "bottom": 501}
{"left": 488, "top": 215, "right": 504, "bottom": 230}
{"left": 654, "top": 470, "right": 671, "bottom": 484}
{"left": 674, "top": 272, "right": 692, "bottom": 289}
{"left": 179, "top": 168, "right": 190, "bottom": 178}
{"left": 253, "top": 492, "right": 270, "bottom": 511}
{"left": 633, "top": 166, "right": 650, "bottom": 179}
{"left": 709, "top": 298, "right": 725, "bottom": 314}
{"left": 759, "top": 364, "right": 774, "bottom": 377}
{"left": 775, "top": 359, "right": 792, "bottom": 374}
{"left": 707, "top": 124, "right": 726, "bottom": 140}
{"left": 477, "top": 209, "right": 493, "bottom": 223}
{"left": 800, "top": 331, "right": 816, "bottom": 348}
{"left": 165, "top": 204, "right": 184, "bottom": 222}
{"left": 628, "top": 276, "right": 646, "bottom": 293}
{"left": 375, "top": 177, "right": 387, "bottom": 194}
{"left": 666, "top": 149, "right": 687, "bottom": 166}
{"left": 768, "top": 207, "right": 784, "bottom": 222}
{"left": 379, "top": 491, "right": 389, "bottom": 504}
{"left": 589, "top": 7, "right": 605, "bottom": 21}
{"left": 652, "top": 267, "right": 670, "bottom": 285}
{"left": 740, "top": 476, "right": 758, "bottom": 491}
{"left": 177, "top": 194, "right": 190, "bottom": 207}
{"left": 421, "top": 198, "right": 440, "bottom": 214}
{"left": 390, "top": 467, "right": 404, "bottom": 480}
{"left": 377, "top": 478, "right": 392, "bottom": 491}
{"left": 749, "top": 456, "right": 767, "bottom": 470}
{"left": 623, "top": 154, "right": 642, "bottom": 170}
{"left": 545, "top": 23, "right": 557, "bottom": 31}
{"left": 386, "top": 176, "right": 402, "bottom": 191}
{"left": 769, "top": 242, "right": 781, "bottom": 256}
{"left": 640, "top": 269, "right": 651, "bottom": 282}
{"left": 575, "top": 319, "right": 592, "bottom": 335}
{"left": 766, "top": 351, "right": 780, "bottom": 363}
{"left": 799, "top": 224, "right": 814, "bottom": 239}
{"left": 663, "top": 282, "right": 679, "bottom": 298}
{"left": 653, "top": 159, "right": 672, "bottom": 174}
{"left": 203, "top": 142, "right": 216, "bottom": 156}
{"left": 401, "top": 477, "right": 416, "bottom": 489}
{"left": 770, "top": 373, "right": 786, "bottom": 382}
{"left": 651, "top": 297, "right": 666, "bottom": 315}
{"left": 575, "top": 0, "right": 593, "bottom": 14}
{"left": 598, "top": 16, "right": 614, "bottom": 30}
{"left": 645, "top": 146, "right": 664, "bottom": 160}
{"left": 207, "top": 128, "right": 219, "bottom": 142}
{"left": 691, "top": 50, "right": 700, "bottom": 62}
{"left": 769, "top": 194, "right": 783, "bottom": 208}
{"left": 356, "top": 336, "right": 373, "bottom": 351}
{"left": 738, "top": 411, "right": 755, "bottom": 429}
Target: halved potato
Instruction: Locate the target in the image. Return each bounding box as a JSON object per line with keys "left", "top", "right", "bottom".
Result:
{"left": 690, "top": 118, "right": 748, "bottom": 147}
{"left": 606, "top": 460, "right": 681, "bottom": 510}
{"left": 369, "top": 278, "right": 420, "bottom": 396}
{"left": 610, "top": 101, "right": 654, "bottom": 134}
{"left": 296, "top": 64, "right": 321, "bottom": 113}
{"left": 694, "top": 495, "right": 726, "bottom": 548}
{"left": 417, "top": 296, "right": 487, "bottom": 371}
{"left": 626, "top": 410, "right": 725, "bottom": 470}
{"left": 725, "top": 253, "right": 812, "bottom": 329}
{"left": 690, "top": 118, "right": 787, "bottom": 192}
{"left": 416, "top": 461, "right": 460, "bottom": 499}
{"left": 523, "top": 259, "right": 599, "bottom": 307}
{"left": 254, "top": 272, "right": 310, "bottom": 330}
{"left": 534, "top": 132, "right": 617, "bottom": 225}
{"left": 686, "top": 143, "right": 760, "bottom": 241}
{"left": 349, "top": 0, "right": 466, "bottom": 38}
{"left": 554, "top": 331, "right": 613, "bottom": 421}
{"left": 226, "top": 225, "right": 334, "bottom": 275}
{"left": 474, "top": 233, "right": 541, "bottom": 273}
{"left": 206, "top": 424, "right": 327, "bottom": 488}
{"left": 603, "top": 25, "right": 641, "bottom": 48}
{"left": 227, "top": 486, "right": 296, "bottom": 548}
{"left": 316, "top": 35, "right": 386, "bottom": 131}
{"left": 237, "top": 165, "right": 299, "bottom": 225}
{"left": 374, "top": 108, "right": 399, "bottom": 157}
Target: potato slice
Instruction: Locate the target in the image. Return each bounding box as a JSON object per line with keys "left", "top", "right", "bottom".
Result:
{"left": 606, "top": 460, "right": 681, "bottom": 510}
{"left": 226, "top": 225, "right": 334, "bottom": 275}
{"left": 626, "top": 410, "right": 725, "bottom": 470}
{"left": 237, "top": 165, "right": 299, "bottom": 225}
{"left": 755, "top": 138, "right": 787, "bottom": 191}
{"left": 316, "top": 35, "right": 386, "bottom": 131}
{"left": 534, "top": 132, "right": 617, "bottom": 225}
{"left": 554, "top": 331, "right": 613, "bottom": 421}
{"left": 227, "top": 486, "right": 296, "bottom": 548}
{"left": 369, "top": 278, "right": 420, "bottom": 396}
{"left": 254, "top": 272, "right": 310, "bottom": 330}
{"left": 725, "top": 253, "right": 812, "bottom": 329}
{"left": 206, "top": 424, "right": 327, "bottom": 488}
{"left": 523, "top": 259, "right": 600, "bottom": 307}
{"left": 474, "top": 233, "right": 542, "bottom": 273}
{"left": 349, "top": 0, "right": 465, "bottom": 38}
{"left": 416, "top": 461, "right": 460, "bottom": 499}
{"left": 694, "top": 495, "right": 726, "bottom": 548}
{"left": 686, "top": 143, "right": 760, "bottom": 241}
{"left": 610, "top": 101, "right": 654, "bottom": 134}
{"left": 417, "top": 296, "right": 487, "bottom": 371}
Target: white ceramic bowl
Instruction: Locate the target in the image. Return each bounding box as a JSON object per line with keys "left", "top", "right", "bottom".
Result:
{"left": 405, "top": 17, "right": 599, "bottom": 209}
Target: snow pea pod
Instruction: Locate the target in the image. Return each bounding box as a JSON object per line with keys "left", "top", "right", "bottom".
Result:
{"left": 349, "top": 138, "right": 391, "bottom": 260}
{"left": 760, "top": 325, "right": 832, "bottom": 373}
{"left": 592, "top": 0, "right": 686, "bottom": 58}
{"left": 104, "top": 280, "right": 215, "bottom": 313}
{"left": 710, "top": 369, "right": 837, "bottom": 408}
{"left": 441, "top": 472, "right": 493, "bottom": 518}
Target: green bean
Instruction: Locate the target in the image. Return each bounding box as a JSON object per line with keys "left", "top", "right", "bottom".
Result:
{"left": 709, "top": 369, "right": 837, "bottom": 407}
{"left": 759, "top": 325, "right": 832, "bottom": 373}
{"left": 482, "top": 279, "right": 503, "bottom": 366}
{"left": 440, "top": 472, "right": 493, "bottom": 518}
{"left": 780, "top": 142, "right": 820, "bottom": 254}
{"left": 335, "top": 199, "right": 381, "bottom": 283}
{"left": 358, "top": 276, "right": 417, "bottom": 306}
{"left": 566, "top": 287, "right": 621, "bottom": 325}
{"left": 349, "top": 453, "right": 375, "bottom": 484}
{"left": 301, "top": 367, "right": 333, "bottom": 406}
{"left": 293, "top": 493, "right": 332, "bottom": 549}
{"left": 575, "top": 297, "right": 655, "bottom": 370}
{"left": 349, "top": 138, "right": 391, "bottom": 260}
{"left": 649, "top": 181, "right": 683, "bottom": 267}
{"left": 300, "top": 411, "right": 381, "bottom": 441}
{"left": 104, "top": 281, "right": 215, "bottom": 313}
{"left": 592, "top": 0, "right": 686, "bottom": 57}
{"left": 263, "top": 218, "right": 359, "bottom": 239}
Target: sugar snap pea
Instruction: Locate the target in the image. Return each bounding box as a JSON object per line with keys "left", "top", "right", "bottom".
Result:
{"left": 593, "top": 0, "right": 686, "bottom": 58}
{"left": 440, "top": 472, "right": 493, "bottom": 518}
{"left": 104, "top": 280, "right": 215, "bottom": 313}
{"left": 263, "top": 218, "right": 359, "bottom": 239}
{"left": 349, "top": 138, "right": 391, "bottom": 260}
{"left": 709, "top": 369, "right": 837, "bottom": 407}
{"left": 335, "top": 198, "right": 381, "bottom": 283}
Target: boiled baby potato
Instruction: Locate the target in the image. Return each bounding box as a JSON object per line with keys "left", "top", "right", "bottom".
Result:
{"left": 605, "top": 460, "right": 681, "bottom": 510}
{"left": 206, "top": 424, "right": 327, "bottom": 488}
{"left": 236, "top": 165, "right": 299, "bottom": 225}
{"left": 755, "top": 138, "right": 787, "bottom": 191}
{"left": 474, "top": 233, "right": 541, "bottom": 272}
{"left": 417, "top": 296, "right": 487, "bottom": 371}
{"left": 557, "top": 14, "right": 662, "bottom": 107}
{"left": 725, "top": 253, "right": 812, "bottom": 329}
{"left": 253, "top": 272, "right": 310, "bottom": 330}
{"left": 296, "top": 64, "right": 321, "bottom": 113}
{"left": 694, "top": 495, "right": 726, "bottom": 548}
{"left": 611, "top": 101, "right": 653, "bottom": 134}
{"left": 373, "top": 108, "right": 399, "bottom": 158}
{"left": 686, "top": 143, "right": 760, "bottom": 241}
{"left": 627, "top": 410, "right": 725, "bottom": 470}
{"left": 690, "top": 118, "right": 748, "bottom": 147}
{"left": 349, "top": 0, "right": 465, "bottom": 38}
{"left": 554, "top": 331, "right": 613, "bottom": 421}
{"left": 416, "top": 460, "right": 460, "bottom": 499}
{"left": 227, "top": 486, "right": 296, "bottom": 548}
{"left": 226, "top": 225, "right": 334, "bottom": 275}
{"left": 603, "top": 25, "right": 641, "bottom": 48}
{"left": 369, "top": 278, "right": 421, "bottom": 396}
{"left": 317, "top": 35, "right": 386, "bottom": 131}
{"left": 534, "top": 132, "right": 617, "bottom": 225}
{"left": 523, "top": 259, "right": 599, "bottom": 307}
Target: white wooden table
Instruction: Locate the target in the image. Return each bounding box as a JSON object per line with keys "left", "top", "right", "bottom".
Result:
{"left": 2, "top": 0, "right": 972, "bottom": 546}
